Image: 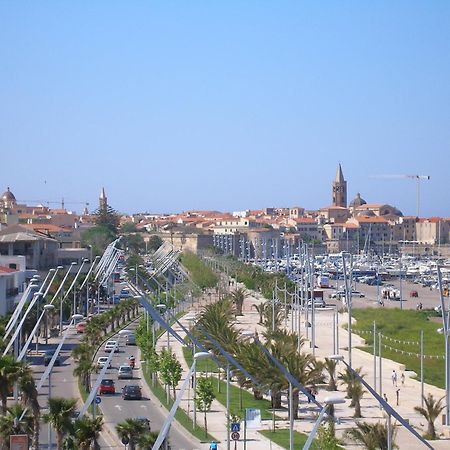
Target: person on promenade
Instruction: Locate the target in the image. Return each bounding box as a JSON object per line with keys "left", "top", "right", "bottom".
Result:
{"left": 392, "top": 369, "right": 397, "bottom": 387}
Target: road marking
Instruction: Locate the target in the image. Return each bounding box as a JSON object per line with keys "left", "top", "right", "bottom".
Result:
{"left": 114, "top": 405, "right": 122, "bottom": 411}
{"left": 140, "top": 405, "right": 147, "bottom": 409}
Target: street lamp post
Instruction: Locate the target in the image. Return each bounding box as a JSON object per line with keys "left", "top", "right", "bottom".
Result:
{"left": 43, "top": 304, "right": 55, "bottom": 450}
{"left": 437, "top": 265, "right": 450, "bottom": 426}
{"left": 58, "top": 262, "right": 77, "bottom": 334}
{"left": 302, "top": 396, "right": 345, "bottom": 450}
{"left": 72, "top": 259, "right": 89, "bottom": 316}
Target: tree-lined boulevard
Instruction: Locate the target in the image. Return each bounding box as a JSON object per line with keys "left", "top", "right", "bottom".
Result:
{"left": 2, "top": 234, "right": 450, "bottom": 450}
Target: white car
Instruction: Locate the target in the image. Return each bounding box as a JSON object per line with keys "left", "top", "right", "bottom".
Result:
{"left": 118, "top": 365, "right": 133, "bottom": 379}
{"left": 351, "top": 291, "right": 365, "bottom": 298}
{"left": 97, "top": 356, "right": 111, "bottom": 369}
{"left": 104, "top": 340, "right": 119, "bottom": 353}
{"left": 307, "top": 298, "right": 326, "bottom": 308}
{"left": 330, "top": 291, "right": 345, "bottom": 299}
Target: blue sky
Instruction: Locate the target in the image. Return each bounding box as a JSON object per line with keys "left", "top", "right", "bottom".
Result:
{"left": 1, "top": 1, "right": 449, "bottom": 216}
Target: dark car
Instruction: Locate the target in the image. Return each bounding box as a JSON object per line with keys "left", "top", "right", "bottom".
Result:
{"left": 44, "top": 349, "right": 61, "bottom": 366}
{"left": 135, "top": 417, "right": 150, "bottom": 431}
{"left": 122, "top": 385, "right": 142, "bottom": 400}
{"left": 99, "top": 379, "right": 116, "bottom": 395}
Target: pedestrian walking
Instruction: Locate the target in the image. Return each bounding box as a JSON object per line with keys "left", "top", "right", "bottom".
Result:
{"left": 209, "top": 441, "right": 218, "bottom": 450}
{"left": 306, "top": 387, "right": 312, "bottom": 403}
{"left": 401, "top": 372, "right": 405, "bottom": 386}
{"left": 383, "top": 393, "right": 388, "bottom": 403}
{"left": 391, "top": 369, "right": 397, "bottom": 387}
{"left": 396, "top": 389, "right": 400, "bottom": 406}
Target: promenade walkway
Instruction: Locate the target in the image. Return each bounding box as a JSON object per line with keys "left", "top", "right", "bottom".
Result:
{"left": 155, "top": 283, "right": 450, "bottom": 449}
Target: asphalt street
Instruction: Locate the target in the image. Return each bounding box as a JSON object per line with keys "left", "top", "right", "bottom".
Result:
{"left": 93, "top": 318, "right": 202, "bottom": 450}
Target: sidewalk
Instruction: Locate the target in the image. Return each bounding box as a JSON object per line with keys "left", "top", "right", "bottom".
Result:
{"left": 155, "top": 284, "right": 450, "bottom": 449}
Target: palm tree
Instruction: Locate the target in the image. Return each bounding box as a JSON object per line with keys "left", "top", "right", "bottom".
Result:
{"left": 137, "top": 431, "right": 159, "bottom": 449}
{"left": 231, "top": 288, "right": 247, "bottom": 316}
{"left": 0, "top": 356, "right": 27, "bottom": 414}
{"left": 261, "top": 301, "right": 283, "bottom": 333}
{"left": 0, "top": 404, "right": 33, "bottom": 449}
{"left": 72, "top": 342, "right": 93, "bottom": 363}
{"left": 251, "top": 302, "right": 266, "bottom": 324}
{"left": 73, "top": 416, "right": 103, "bottom": 450}
{"left": 282, "top": 348, "right": 325, "bottom": 419}
{"left": 324, "top": 358, "right": 338, "bottom": 391}
{"left": 43, "top": 397, "right": 77, "bottom": 450}
{"left": 18, "top": 368, "right": 41, "bottom": 450}
{"left": 348, "top": 380, "right": 365, "bottom": 418}
{"left": 116, "top": 418, "right": 146, "bottom": 450}
{"left": 73, "top": 357, "right": 95, "bottom": 393}
{"left": 345, "top": 420, "right": 398, "bottom": 450}
{"left": 414, "top": 393, "right": 445, "bottom": 439}
{"left": 338, "top": 366, "right": 365, "bottom": 400}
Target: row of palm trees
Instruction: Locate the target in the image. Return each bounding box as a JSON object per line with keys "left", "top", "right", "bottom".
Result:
{"left": 72, "top": 297, "right": 140, "bottom": 392}
{"left": 191, "top": 292, "right": 446, "bottom": 447}
{"left": 37, "top": 396, "right": 158, "bottom": 450}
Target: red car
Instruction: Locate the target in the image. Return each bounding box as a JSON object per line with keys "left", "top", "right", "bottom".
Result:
{"left": 99, "top": 379, "right": 115, "bottom": 395}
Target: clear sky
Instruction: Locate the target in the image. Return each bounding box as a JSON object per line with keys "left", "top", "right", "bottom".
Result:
{"left": 1, "top": 1, "right": 449, "bottom": 216}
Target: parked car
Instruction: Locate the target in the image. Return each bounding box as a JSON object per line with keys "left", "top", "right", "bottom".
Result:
{"left": 99, "top": 379, "right": 115, "bottom": 395}
{"left": 104, "top": 340, "right": 119, "bottom": 353}
{"left": 126, "top": 333, "right": 136, "bottom": 345}
{"left": 44, "top": 349, "right": 61, "bottom": 366}
{"left": 118, "top": 365, "right": 133, "bottom": 379}
{"left": 122, "top": 384, "right": 142, "bottom": 400}
{"left": 351, "top": 291, "right": 365, "bottom": 298}
{"left": 97, "top": 356, "right": 112, "bottom": 369}
{"left": 76, "top": 322, "right": 87, "bottom": 333}
{"left": 307, "top": 298, "right": 326, "bottom": 308}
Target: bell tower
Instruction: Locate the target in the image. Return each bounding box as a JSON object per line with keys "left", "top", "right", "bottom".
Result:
{"left": 99, "top": 187, "right": 107, "bottom": 213}
{"left": 332, "top": 164, "right": 347, "bottom": 207}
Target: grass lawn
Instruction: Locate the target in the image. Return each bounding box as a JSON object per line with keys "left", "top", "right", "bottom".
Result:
{"left": 351, "top": 308, "right": 445, "bottom": 388}
{"left": 259, "top": 429, "right": 319, "bottom": 449}
{"left": 183, "top": 345, "right": 219, "bottom": 373}
{"left": 212, "top": 377, "right": 276, "bottom": 421}
{"left": 183, "top": 345, "right": 277, "bottom": 421}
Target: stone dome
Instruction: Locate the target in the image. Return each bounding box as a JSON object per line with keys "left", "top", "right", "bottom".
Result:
{"left": 1, "top": 187, "right": 16, "bottom": 207}
{"left": 350, "top": 192, "right": 367, "bottom": 208}
{"left": 357, "top": 210, "right": 375, "bottom": 217}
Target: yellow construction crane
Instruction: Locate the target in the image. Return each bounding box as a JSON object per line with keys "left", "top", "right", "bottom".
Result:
{"left": 371, "top": 174, "right": 430, "bottom": 217}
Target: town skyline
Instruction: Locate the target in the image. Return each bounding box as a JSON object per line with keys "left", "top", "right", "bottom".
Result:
{"left": 0, "top": 163, "right": 444, "bottom": 219}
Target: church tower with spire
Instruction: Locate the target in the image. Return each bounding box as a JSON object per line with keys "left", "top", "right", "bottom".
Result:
{"left": 332, "top": 164, "right": 347, "bottom": 207}
{"left": 99, "top": 187, "right": 107, "bottom": 213}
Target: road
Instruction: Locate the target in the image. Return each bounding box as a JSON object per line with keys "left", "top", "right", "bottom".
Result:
{"left": 26, "top": 305, "right": 116, "bottom": 448}
{"left": 93, "top": 318, "right": 203, "bottom": 450}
